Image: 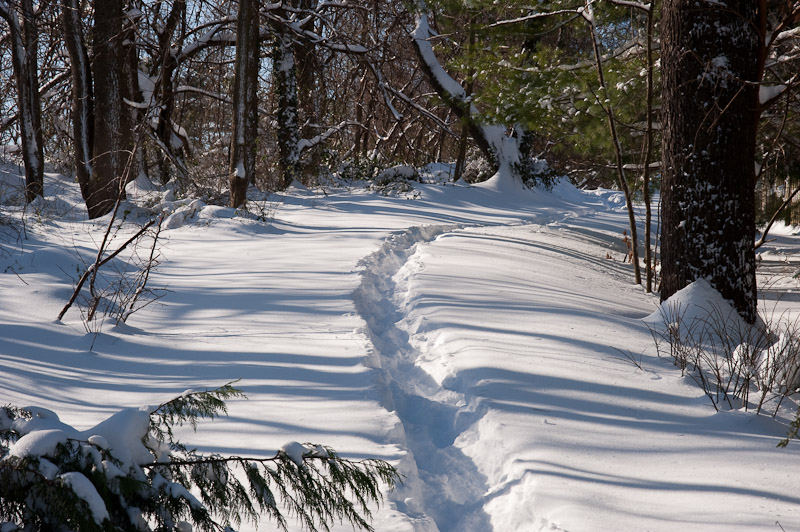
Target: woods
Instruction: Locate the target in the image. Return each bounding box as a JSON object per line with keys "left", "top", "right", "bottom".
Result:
{"left": 2, "top": 1, "right": 800, "bottom": 318}
{"left": 3, "top": 2, "right": 800, "bottom": 530}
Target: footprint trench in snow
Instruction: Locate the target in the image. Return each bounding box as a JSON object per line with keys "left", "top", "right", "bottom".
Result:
{"left": 353, "top": 224, "right": 494, "bottom": 532}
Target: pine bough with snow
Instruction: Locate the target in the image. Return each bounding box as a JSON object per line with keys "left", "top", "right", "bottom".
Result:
{"left": 0, "top": 383, "right": 398, "bottom": 532}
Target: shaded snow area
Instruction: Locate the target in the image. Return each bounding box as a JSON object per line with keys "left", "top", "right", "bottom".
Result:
{"left": 1, "top": 166, "right": 800, "bottom": 531}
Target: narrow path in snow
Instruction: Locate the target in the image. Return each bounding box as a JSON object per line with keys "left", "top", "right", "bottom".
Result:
{"left": 354, "top": 224, "right": 494, "bottom": 532}
{"left": 356, "top": 212, "right": 800, "bottom": 532}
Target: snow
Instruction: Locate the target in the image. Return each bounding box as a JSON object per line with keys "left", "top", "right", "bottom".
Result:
{"left": 82, "top": 406, "right": 155, "bottom": 469}
{"left": 37, "top": 457, "right": 59, "bottom": 480}
{"left": 644, "top": 277, "right": 748, "bottom": 333}
{"left": 1, "top": 167, "right": 799, "bottom": 531}
{"left": 59, "top": 472, "right": 110, "bottom": 524}
{"left": 281, "top": 441, "right": 307, "bottom": 466}
{"left": 759, "top": 83, "right": 788, "bottom": 105}
{"left": 8, "top": 429, "right": 68, "bottom": 458}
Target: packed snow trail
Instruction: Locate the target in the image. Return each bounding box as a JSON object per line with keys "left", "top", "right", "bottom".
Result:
{"left": 0, "top": 174, "right": 603, "bottom": 531}
{"left": 374, "top": 217, "right": 800, "bottom": 531}
{"left": 350, "top": 202, "right": 663, "bottom": 531}
{"left": 2, "top": 170, "right": 799, "bottom": 532}
{"left": 354, "top": 224, "right": 493, "bottom": 531}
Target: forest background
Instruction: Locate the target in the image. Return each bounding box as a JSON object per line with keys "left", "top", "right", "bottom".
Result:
{"left": 3, "top": 2, "right": 800, "bottom": 531}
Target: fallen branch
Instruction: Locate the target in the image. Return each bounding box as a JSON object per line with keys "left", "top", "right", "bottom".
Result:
{"left": 57, "top": 218, "right": 156, "bottom": 321}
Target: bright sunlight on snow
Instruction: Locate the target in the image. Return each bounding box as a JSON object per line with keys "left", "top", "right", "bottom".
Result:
{"left": 1, "top": 164, "right": 800, "bottom": 531}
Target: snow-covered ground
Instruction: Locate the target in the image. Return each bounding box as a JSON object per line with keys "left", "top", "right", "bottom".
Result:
{"left": 1, "top": 165, "right": 799, "bottom": 531}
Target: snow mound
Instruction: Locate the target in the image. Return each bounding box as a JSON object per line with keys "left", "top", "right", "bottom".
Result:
{"left": 281, "top": 441, "right": 308, "bottom": 466}
{"left": 645, "top": 278, "right": 744, "bottom": 328}
{"left": 376, "top": 165, "right": 419, "bottom": 185}
{"left": 473, "top": 167, "right": 526, "bottom": 194}
{"left": 644, "top": 278, "right": 761, "bottom": 348}
{"left": 734, "top": 332, "right": 800, "bottom": 393}
{"left": 162, "top": 199, "right": 206, "bottom": 230}
{"left": 59, "top": 472, "right": 110, "bottom": 524}
{"left": 9, "top": 429, "right": 68, "bottom": 458}
{"left": 83, "top": 406, "right": 155, "bottom": 468}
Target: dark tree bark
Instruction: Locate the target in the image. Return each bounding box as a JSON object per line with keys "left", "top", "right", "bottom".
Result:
{"left": 90, "top": 0, "right": 135, "bottom": 218}
{"left": 453, "top": 21, "right": 475, "bottom": 182}
{"left": 61, "top": 0, "right": 94, "bottom": 204}
{"left": 660, "top": 0, "right": 760, "bottom": 322}
{"left": 273, "top": 10, "right": 300, "bottom": 190}
{"left": 294, "top": 0, "right": 321, "bottom": 184}
{"left": 154, "top": 0, "right": 187, "bottom": 185}
{"left": 0, "top": 0, "right": 44, "bottom": 202}
{"left": 228, "top": 0, "right": 260, "bottom": 207}
{"left": 123, "top": 0, "right": 146, "bottom": 182}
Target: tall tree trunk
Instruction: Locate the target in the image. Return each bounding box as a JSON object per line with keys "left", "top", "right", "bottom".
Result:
{"left": 294, "top": 0, "right": 319, "bottom": 184}
{"left": 228, "top": 0, "right": 260, "bottom": 207}
{"left": 61, "top": 0, "right": 94, "bottom": 204}
{"left": 273, "top": 11, "right": 300, "bottom": 190}
{"left": 123, "top": 0, "right": 147, "bottom": 182}
{"left": 90, "top": 0, "right": 135, "bottom": 218}
{"left": 453, "top": 20, "right": 475, "bottom": 182}
{"left": 641, "top": 7, "right": 655, "bottom": 294}
{"left": 411, "top": 13, "right": 495, "bottom": 170}
{"left": 411, "top": 12, "right": 522, "bottom": 181}
{"left": 0, "top": 0, "right": 44, "bottom": 202}
{"left": 661, "top": 0, "right": 760, "bottom": 322}
{"left": 585, "top": 2, "right": 641, "bottom": 285}
{"left": 155, "top": 0, "right": 187, "bottom": 185}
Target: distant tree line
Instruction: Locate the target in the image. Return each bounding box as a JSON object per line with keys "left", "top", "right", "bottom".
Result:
{"left": 0, "top": 0, "right": 475, "bottom": 214}
{"left": 2, "top": 0, "right": 800, "bottom": 320}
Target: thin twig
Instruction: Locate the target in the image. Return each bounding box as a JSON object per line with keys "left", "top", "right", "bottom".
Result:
{"left": 57, "top": 219, "right": 156, "bottom": 321}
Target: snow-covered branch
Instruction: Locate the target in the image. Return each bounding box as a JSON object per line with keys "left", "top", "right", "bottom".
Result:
{"left": 759, "top": 74, "right": 798, "bottom": 108}
{"left": 177, "top": 20, "right": 236, "bottom": 61}
{"left": 411, "top": 11, "right": 524, "bottom": 182}
{"left": 604, "top": 0, "right": 650, "bottom": 11}
{"left": 365, "top": 61, "right": 403, "bottom": 121}
{"left": 175, "top": 84, "right": 233, "bottom": 105}
{"left": 297, "top": 121, "right": 357, "bottom": 154}
{"left": 385, "top": 83, "right": 455, "bottom": 133}
{"left": 488, "top": 9, "right": 582, "bottom": 28}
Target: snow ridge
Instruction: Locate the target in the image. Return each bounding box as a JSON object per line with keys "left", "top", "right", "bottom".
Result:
{"left": 354, "top": 224, "right": 493, "bottom": 532}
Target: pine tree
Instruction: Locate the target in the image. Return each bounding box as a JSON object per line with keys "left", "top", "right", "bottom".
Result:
{"left": 660, "top": 0, "right": 760, "bottom": 322}
{"left": 0, "top": 383, "right": 398, "bottom": 532}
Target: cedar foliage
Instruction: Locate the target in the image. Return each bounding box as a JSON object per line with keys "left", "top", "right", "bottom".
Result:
{"left": 0, "top": 384, "right": 398, "bottom": 532}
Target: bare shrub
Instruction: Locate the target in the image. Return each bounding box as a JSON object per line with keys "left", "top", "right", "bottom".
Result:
{"left": 58, "top": 205, "right": 165, "bottom": 333}
{"left": 648, "top": 302, "right": 800, "bottom": 416}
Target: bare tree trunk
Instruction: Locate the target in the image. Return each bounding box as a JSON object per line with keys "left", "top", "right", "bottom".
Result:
{"left": 0, "top": 0, "right": 44, "bottom": 202}
{"left": 273, "top": 11, "right": 300, "bottom": 190}
{"left": 585, "top": 2, "right": 641, "bottom": 285}
{"left": 453, "top": 21, "right": 475, "bottom": 182}
{"left": 123, "top": 1, "right": 147, "bottom": 183}
{"left": 661, "top": 0, "right": 760, "bottom": 322}
{"left": 641, "top": 7, "right": 655, "bottom": 293}
{"left": 229, "top": 0, "right": 260, "bottom": 207}
{"left": 61, "top": 0, "right": 94, "bottom": 204}
{"left": 90, "top": 0, "right": 135, "bottom": 218}
{"left": 155, "top": 0, "right": 187, "bottom": 185}
{"left": 294, "top": 0, "right": 320, "bottom": 184}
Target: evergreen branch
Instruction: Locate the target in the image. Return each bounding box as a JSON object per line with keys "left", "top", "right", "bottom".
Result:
{"left": 150, "top": 380, "right": 245, "bottom": 442}
{"left": 2, "top": 388, "right": 397, "bottom": 532}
